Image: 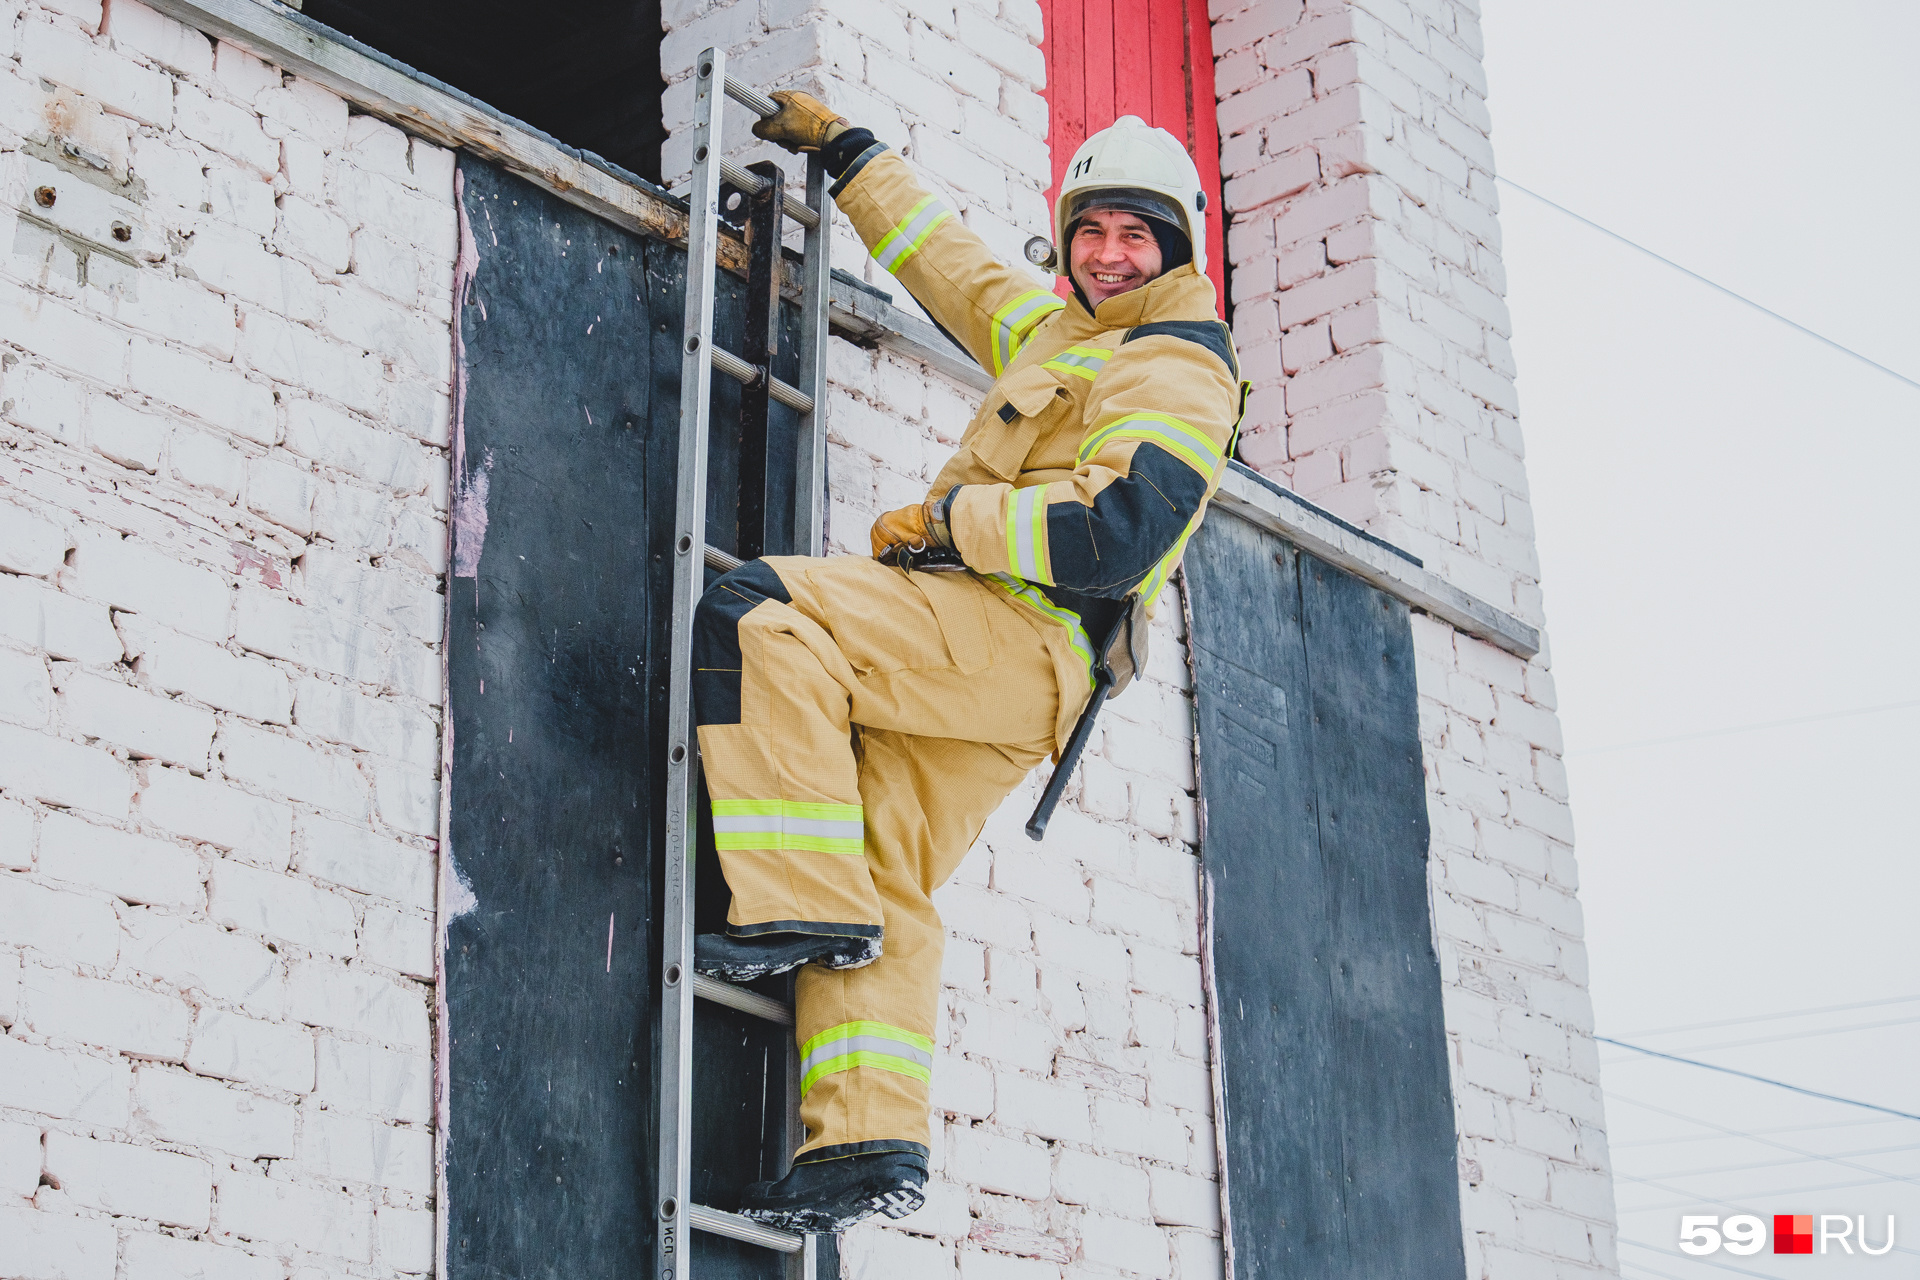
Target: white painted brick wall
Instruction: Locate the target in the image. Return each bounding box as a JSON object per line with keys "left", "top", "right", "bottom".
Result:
{"left": 1212, "top": 2, "right": 1616, "bottom": 1277}
{"left": 2, "top": 3, "right": 451, "bottom": 1277}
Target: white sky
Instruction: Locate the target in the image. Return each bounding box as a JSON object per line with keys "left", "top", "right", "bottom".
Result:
{"left": 1480, "top": 1, "right": 1920, "bottom": 1273}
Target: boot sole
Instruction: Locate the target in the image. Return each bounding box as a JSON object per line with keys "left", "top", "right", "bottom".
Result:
{"left": 739, "top": 1184, "right": 925, "bottom": 1233}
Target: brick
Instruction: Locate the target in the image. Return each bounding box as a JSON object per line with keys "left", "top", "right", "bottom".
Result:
{"left": 245, "top": 456, "right": 316, "bottom": 535}
{"left": 293, "top": 675, "right": 438, "bottom": 765}
{"left": 67, "top": 531, "right": 233, "bottom": 642}
{"left": 993, "top": 1073, "right": 1091, "bottom": 1143}
{"left": 297, "top": 1106, "right": 432, "bottom": 1190}
{"left": 0, "top": 647, "right": 52, "bottom": 729}
{"left": 0, "top": 1035, "right": 131, "bottom": 1127}
{"left": 122, "top": 619, "right": 291, "bottom": 724}
{"left": 360, "top": 906, "right": 432, "bottom": 979}
{"left": 235, "top": 591, "right": 435, "bottom": 700}
{"left": 313, "top": 479, "right": 393, "bottom": 553}
{"left": 953, "top": 1002, "right": 1053, "bottom": 1072}
{"left": 0, "top": 869, "right": 121, "bottom": 966}
{"left": 169, "top": 428, "right": 247, "bottom": 501}
{"left": 0, "top": 1119, "right": 39, "bottom": 1198}
{"left": 58, "top": 672, "right": 215, "bottom": 770}
{"left": 275, "top": 195, "right": 352, "bottom": 272}
{"left": 1052, "top": 1148, "right": 1149, "bottom": 1216}
{"left": 214, "top": 1170, "right": 373, "bottom": 1261}
{"left": 1149, "top": 1166, "right": 1219, "bottom": 1228}
{"left": 1171, "top": 1231, "right": 1224, "bottom": 1280}
{"left": 23, "top": 964, "right": 190, "bottom": 1059}
{"left": 215, "top": 722, "right": 368, "bottom": 816}
{"left": 929, "top": 1051, "right": 993, "bottom": 1119}
{"left": 286, "top": 959, "right": 429, "bottom": 1048}
{"left": 175, "top": 82, "right": 278, "bottom": 174}
{"left": 371, "top": 760, "right": 439, "bottom": 837}
{"left": 314, "top": 1038, "right": 432, "bottom": 1124}
{"left": 934, "top": 882, "right": 1033, "bottom": 951}
{"left": 1079, "top": 1212, "right": 1171, "bottom": 1273}
{"left": 120, "top": 906, "right": 282, "bottom": 1010}
{"left": 378, "top": 1204, "right": 435, "bottom": 1273}
{"left": 0, "top": 279, "right": 130, "bottom": 386}
{"left": 139, "top": 768, "right": 292, "bottom": 869}
{"left": 296, "top": 552, "right": 443, "bottom": 646}
{"left": 21, "top": 19, "right": 172, "bottom": 125}
{"left": 295, "top": 813, "right": 433, "bottom": 908}
{"left": 122, "top": 1233, "right": 279, "bottom": 1280}
{"left": 1031, "top": 912, "right": 1128, "bottom": 976}
{"left": 126, "top": 341, "right": 278, "bottom": 445}
{"left": 0, "top": 502, "right": 67, "bottom": 577}
{"left": 845, "top": 1228, "right": 957, "bottom": 1280}
{"left": 946, "top": 1126, "right": 1048, "bottom": 1199}
{"left": 238, "top": 311, "right": 384, "bottom": 417}
{"left": 87, "top": 394, "right": 165, "bottom": 473}
{"left": 1090, "top": 877, "right": 1184, "bottom": 943}
{"left": 319, "top": 284, "right": 449, "bottom": 381}
{"left": 0, "top": 1204, "right": 119, "bottom": 1280}
{"left": 104, "top": 0, "right": 215, "bottom": 77}
{"left": 38, "top": 812, "right": 202, "bottom": 909}
{"left": 186, "top": 1007, "right": 314, "bottom": 1092}
{"left": 134, "top": 1066, "right": 295, "bottom": 1158}
{"left": 42, "top": 1132, "right": 210, "bottom": 1228}
{"left": 212, "top": 851, "right": 357, "bottom": 950}
{"left": 0, "top": 576, "right": 122, "bottom": 664}
{"left": 956, "top": 1249, "right": 1058, "bottom": 1280}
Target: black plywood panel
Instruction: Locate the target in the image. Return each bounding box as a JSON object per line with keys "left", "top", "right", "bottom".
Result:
{"left": 1186, "top": 516, "right": 1465, "bottom": 1280}
{"left": 446, "top": 157, "right": 814, "bottom": 1280}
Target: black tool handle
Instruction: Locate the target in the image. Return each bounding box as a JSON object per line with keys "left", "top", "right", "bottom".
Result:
{"left": 1025, "top": 670, "right": 1112, "bottom": 840}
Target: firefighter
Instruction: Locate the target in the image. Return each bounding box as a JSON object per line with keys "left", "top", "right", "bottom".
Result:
{"left": 689, "top": 94, "right": 1244, "bottom": 1231}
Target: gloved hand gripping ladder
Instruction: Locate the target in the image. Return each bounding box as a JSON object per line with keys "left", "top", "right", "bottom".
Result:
{"left": 658, "top": 49, "right": 832, "bottom": 1279}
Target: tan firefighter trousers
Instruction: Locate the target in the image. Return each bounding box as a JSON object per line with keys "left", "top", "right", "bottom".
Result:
{"left": 692, "top": 553, "right": 1085, "bottom": 1164}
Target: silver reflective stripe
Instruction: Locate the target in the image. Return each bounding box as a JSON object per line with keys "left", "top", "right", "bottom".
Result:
{"left": 711, "top": 815, "right": 865, "bottom": 840}
{"left": 874, "top": 198, "right": 950, "bottom": 274}
{"left": 800, "top": 1034, "right": 935, "bottom": 1078}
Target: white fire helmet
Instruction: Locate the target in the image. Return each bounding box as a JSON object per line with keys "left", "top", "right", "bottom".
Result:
{"left": 1051, "top": 115, "right": 1208, "bottom": 278}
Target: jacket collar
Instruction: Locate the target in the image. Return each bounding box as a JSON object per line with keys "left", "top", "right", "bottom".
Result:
{"left": 1057, "top": 264, "right": 1218, "bottom": 336}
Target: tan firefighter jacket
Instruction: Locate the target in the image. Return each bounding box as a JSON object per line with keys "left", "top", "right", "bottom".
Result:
{"left": 832, "top": 145, "right": 1245, "bottom": 731}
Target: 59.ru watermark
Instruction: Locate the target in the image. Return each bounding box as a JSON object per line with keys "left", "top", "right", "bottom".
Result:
{"left": 1679, "top": 1214, "right": 1897, "bottom": 1256}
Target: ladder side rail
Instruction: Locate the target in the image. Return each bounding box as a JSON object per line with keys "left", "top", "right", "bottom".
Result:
{"left": 658, "top": 45, "right": 727, "bottom": 1280}
{"left": 794, "top": 153, "right": 832, "bottom": 557}
{"left": 737, "top": 158, "right": 785, "bottom": 561}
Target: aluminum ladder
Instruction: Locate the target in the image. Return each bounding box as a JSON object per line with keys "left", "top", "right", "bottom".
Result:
{"left": 656, "top": 48, "right": 833, "bottom": 1280}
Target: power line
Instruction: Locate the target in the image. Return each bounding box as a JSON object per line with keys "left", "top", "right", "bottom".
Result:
{"left": 1615, "top": 1112, "right": 1906, "bottom": 1150}
{"left": 1608, "top": 1093, "right": 1920, "bottom": 1188}
{"left": 1497, "top": 177, "right": 1920, "bottom": 393}
{"left": 1570, "top": 699, "right": 1920, "bottom": 756}
{"left": 1598, "top": 1037, "right": 1920, "bottom": 1121}
{"left": 1618, "top": 993, "right": 1920, "bottom": 1039}
{"left": 1621, "top": 1014, "right": 1920, "bottom": 1058}
{"left": 1617, "top": 1169, "right": 1920, "bottom": 1218}
{"left": 1637, "top": 1141, "right": 1920, "bottom": 1182}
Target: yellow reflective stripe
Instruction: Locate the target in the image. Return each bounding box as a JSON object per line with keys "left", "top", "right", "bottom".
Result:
{"left": 1004, "top": 484, "right": 1052, "bottom": 584}
{"left": 872, "top": 195, "right": 951, "bottom": 274}
{"left": 1078, "top": 413, "right": 1223, "bottom": 478}
{"left": 990, "top": 290, "right": 1065, "bottom": 376}
{"left": 711, "top": 798, "right": 865, "bottom": 855}
{"left": 1140, "top": 505, "right": 1208, "bottom": 608}
{"left": 985, "top": 574, "right": 1095, "bottom": 687}
{"left": 799, "top": 1020, "right": 935, "bottom": 1096}
{"left": 1042, "top": 346, "right": 1111, "bottom": 381}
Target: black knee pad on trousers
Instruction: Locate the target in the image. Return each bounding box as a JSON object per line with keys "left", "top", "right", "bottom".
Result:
{"left": 692, "top": 560, "right": 794, "bottom": 726}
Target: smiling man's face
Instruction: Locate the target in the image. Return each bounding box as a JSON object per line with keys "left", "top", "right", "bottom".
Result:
{"left": 1069, "top": 208, "right": 1164, "bottom": 308}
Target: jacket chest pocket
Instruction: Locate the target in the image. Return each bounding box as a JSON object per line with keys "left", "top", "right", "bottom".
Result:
{"left": 969, "top": 363, "right": 1074, "bottom": 480}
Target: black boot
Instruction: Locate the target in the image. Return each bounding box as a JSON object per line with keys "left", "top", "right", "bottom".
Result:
{"left": 692, "top": 930, "right": 881, "bottom": 982}
{"left": 738, "top": 1151, "right": 927, "bottom": 1232}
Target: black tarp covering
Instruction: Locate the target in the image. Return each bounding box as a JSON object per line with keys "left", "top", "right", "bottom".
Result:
{"left": 1185, "top": 514, "right": 1466, "bottom": 1280}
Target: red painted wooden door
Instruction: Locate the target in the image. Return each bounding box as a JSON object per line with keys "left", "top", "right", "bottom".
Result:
{"left": 1038, "top": 0, "right": 1224, "bottom": 315}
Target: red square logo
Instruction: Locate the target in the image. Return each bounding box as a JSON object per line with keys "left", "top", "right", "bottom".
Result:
{"left": 1775, "top": 1215, "right": 1814, "bottom": 1254}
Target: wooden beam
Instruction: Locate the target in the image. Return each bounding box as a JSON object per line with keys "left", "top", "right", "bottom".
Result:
{"left": 1211, "top": 464, "right": 1543, "bottom": 659}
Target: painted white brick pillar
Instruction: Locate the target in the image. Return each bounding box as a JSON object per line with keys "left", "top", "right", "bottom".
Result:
{"left": 1211, "top": 3, "right": 1621, "bottom": 1278}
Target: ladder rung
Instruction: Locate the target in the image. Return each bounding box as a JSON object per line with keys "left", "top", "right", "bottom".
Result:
{"left": 690, "top": 1202, "right": 805, "bottom": 1253}
{"left": 709, "top": 346, "right": 815, "bottom": 414}
{"left": 704, "top": 544, "right": 743, "bottom": 574}
{"left": 693, "top": 972, "right": 795, "bottom": 1026}
{"left": 718, "top": 156, "right": 820, "bottom": 230}
{"left": 722, "top": 76, "right": 780, "bottom": 121}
